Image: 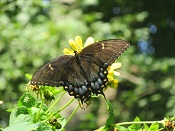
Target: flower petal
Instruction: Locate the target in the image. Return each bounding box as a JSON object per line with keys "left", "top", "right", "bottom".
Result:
{"left": 111, "top": 62, "right": 122, "bottom": 69}
{"left": 113, "top": 79, "right": 118, "bottom": 84}
{"left": 75, "top": 36, "right": 83, "bottom": 49}
{"left": 63, "top": 48, "right": 74, "bottom": 55}
{"left": 114, "top": 71, "right": 120, "bottom": 76}
{"left": 84, "top": 37, "right": 94, "bottom": 47}
{"left": 69, "top": 39, "right": 77, "bottom": 50}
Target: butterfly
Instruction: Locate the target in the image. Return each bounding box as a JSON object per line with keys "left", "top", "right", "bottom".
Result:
{"left": 30, "top": 39, "right": 130, "bottom": 104}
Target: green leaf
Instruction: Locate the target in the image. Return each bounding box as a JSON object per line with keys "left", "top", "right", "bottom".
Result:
{"left": 43, "top": 86, "right": 64, "bottom": 95}
{"left": 18, "top": 92, "right": 36, "bottom": 108}
{"left": 103, "top": 99, "right": 115, "bottom": 130}
{"left": 3, "top": 122, "right": 40, "bottom": 131}
{"left": 143, "top": 123, "right": 149, "bottom": 130}
{"left": 133, "top": 117, "right": 141, "bottom": 122}
{"left": 58, "top": 118, "right": 66, "bottom": 131}
{"left": 116, "top": 125, "right": 129, "bottom": 131}
{"left": 35, "top": 123, "right": 52, "bottom": 131}
{"left": 9, "top": 109, "right": 31, "bottom": 125}
{"left": 25, "top": 74, "right": 32, "bottom": 80}
{"left": 17, "top": 107, "right": 30, "bottom": 116}
{"left": 128, "top": 117, "right": 141, "bottom": 130}
{"left": 149, "top": 122, "right": 159, "bottom": 131}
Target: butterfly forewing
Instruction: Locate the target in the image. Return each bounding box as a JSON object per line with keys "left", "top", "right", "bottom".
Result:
{"left": 31, "top": 55, "right": 71, "bottom": 86}
{"left": 79, "top": 39, "right": 130, "bottom": 66}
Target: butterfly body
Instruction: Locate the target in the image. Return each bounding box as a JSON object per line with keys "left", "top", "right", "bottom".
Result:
{"left": 30, "top": 39, "right": 130, "bottom": 103}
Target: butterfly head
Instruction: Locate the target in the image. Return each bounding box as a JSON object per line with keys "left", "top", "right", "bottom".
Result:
{"left": 63, "top": 36, "right": 95, "bottom": 56}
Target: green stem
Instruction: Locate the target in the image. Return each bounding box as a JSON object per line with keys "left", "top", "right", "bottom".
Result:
{"left": 59, "top": 98, "right": 75, "bottom": 112}
{"left": 95, "top": 120, "right": 164, "bottom": 131}
{"left": 116, "top": 120, "right": 163, "bottom": 126}
{"left": 43, "top": 97, "right": 75, "bottom": 122}
{"left": 36, "top": 93, "right": 44, "bottom": 121}
{"left": 66, "top": 105, "right": 79, "bottom": 125}
{"left": 46, "top": 91, "right": 66, "bottom": 113}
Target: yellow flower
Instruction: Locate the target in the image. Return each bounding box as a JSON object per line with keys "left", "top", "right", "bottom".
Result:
{"left": 106, "top": 62, "right": 122, "bottom": 89}
{"left": 63, "top": 36, "right": 94, "bottom": 55}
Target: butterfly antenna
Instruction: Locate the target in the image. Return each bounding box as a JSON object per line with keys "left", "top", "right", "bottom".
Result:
{"left": 61, "top": 44, "right": 67, "bottom": 49}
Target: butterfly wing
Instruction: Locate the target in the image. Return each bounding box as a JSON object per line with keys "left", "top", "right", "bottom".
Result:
{"left": 30, "top": 55, "right": 91, "bottom": 101}
{"left": 30, "top": 39, "right": 130, "bottom": 104}
{"left": 79, "top": 39, "right": 130, "bottom": 67}
{"left": 30, "top": 55, "right": 87, "bottom": 86}
{"left": 78, "top": 39, "right": 130, "bottom": 94}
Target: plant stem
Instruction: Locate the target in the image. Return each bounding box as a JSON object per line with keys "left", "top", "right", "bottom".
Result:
{"left": 59, "top": 98, "right": 75, "bottom": 112}
{"left": 66, "top": 105, "right": 79, "bottom": 125}
{"left": 43, "top": 97, "right": 75, "bottom": 122}
{"left": 36, "top": 94, "right": 44, "bottom": 121}
{"left": 46, "top": 91, "right": 66, "bottom": 113}
{"left": 95, "top": 120, "right": 164, "bottom": 131}
{"left": 116, "top": 120, "right": 163, "bottom": 126}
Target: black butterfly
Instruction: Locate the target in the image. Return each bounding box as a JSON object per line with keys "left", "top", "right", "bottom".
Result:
{"left": 30, "top": 39, "right": 130, "bottom": 104}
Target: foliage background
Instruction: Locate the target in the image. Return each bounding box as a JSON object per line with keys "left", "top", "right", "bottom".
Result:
{"left": 0, "top": 0, "right": 175, "bottom": 130}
